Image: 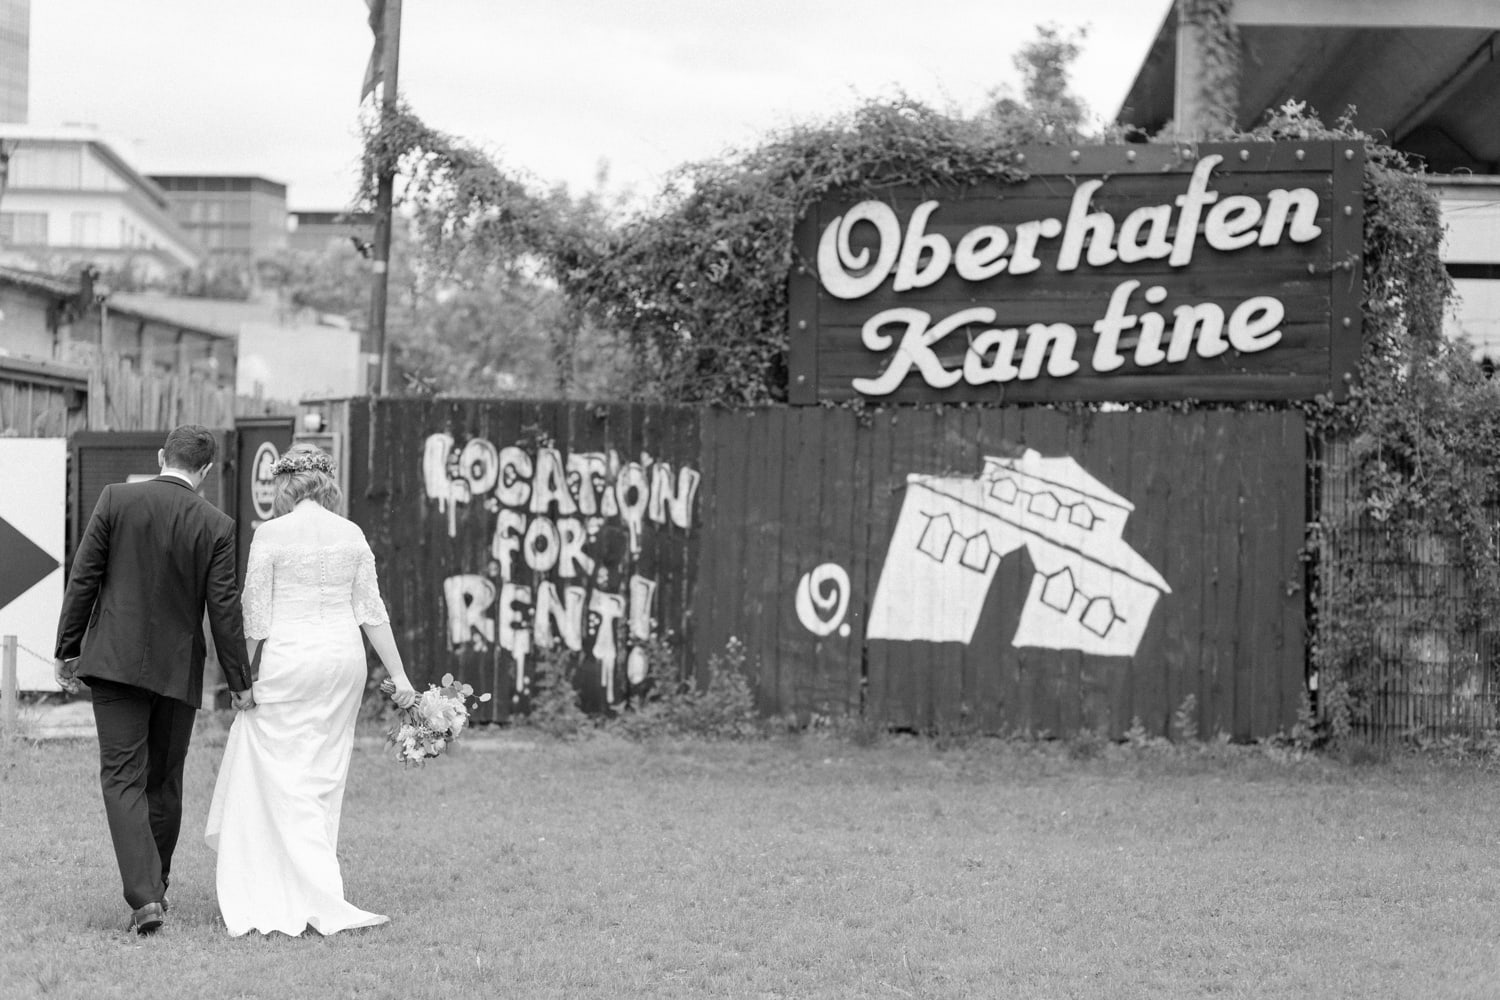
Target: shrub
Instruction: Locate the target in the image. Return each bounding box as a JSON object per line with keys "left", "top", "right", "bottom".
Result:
{"left": 522, "top": 648, "right": 595, "bottom": 740}
{"left": 610, "top": 637, "right": 763, "bottom": 740}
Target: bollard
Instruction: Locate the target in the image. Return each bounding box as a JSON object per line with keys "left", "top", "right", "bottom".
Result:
{"left": 1, "top": 635, "right": 17, "bottom": 735}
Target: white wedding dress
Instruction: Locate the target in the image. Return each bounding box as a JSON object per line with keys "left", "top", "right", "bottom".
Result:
{"left": 205, "top": 500, "right": 392, "bottom": 936}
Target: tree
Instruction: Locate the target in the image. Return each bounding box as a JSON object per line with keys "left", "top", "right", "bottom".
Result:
{"left": 255, "top": 220, "right": 629, "bottom": 399}
{"left": 982, "top": 23, "right": 1090, "bottom": 140}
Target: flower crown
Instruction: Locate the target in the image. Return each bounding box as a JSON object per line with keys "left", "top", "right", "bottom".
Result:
{"left": 270, "top": 452, "right": 334, "bottom": 476}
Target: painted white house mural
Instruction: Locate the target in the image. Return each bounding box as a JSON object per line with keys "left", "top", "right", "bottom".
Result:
{"left": 866, "top": 450, "right": 1170, "bottom": 656}
{"left": 351, "top": 402, "right": 1303, "bottom": 736}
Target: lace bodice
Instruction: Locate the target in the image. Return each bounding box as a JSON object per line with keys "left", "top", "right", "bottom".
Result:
{"left": 242, "top": 502, "right": 389, "bottom": 640}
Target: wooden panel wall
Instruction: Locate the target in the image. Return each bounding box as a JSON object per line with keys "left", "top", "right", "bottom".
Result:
{"left": 347, "top": 399, "right": 1307, "bottom": 739}
{"left": 696, "top": 406, "right": 1306, "bottom": 739}
{"left": 790, "top": 141, "right": 1364, "bottom": 406}
{"left": 349, "top": 398, "right": 703, "bottom": 721}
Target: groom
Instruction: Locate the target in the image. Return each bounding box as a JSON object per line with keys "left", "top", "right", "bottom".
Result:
{"left": 54, "top": 424, "right": 254, "bottom": 935}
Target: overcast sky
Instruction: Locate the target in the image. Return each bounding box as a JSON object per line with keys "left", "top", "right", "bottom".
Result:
{"left": 27, "top": 0, "right": 1169, "bottom": 210}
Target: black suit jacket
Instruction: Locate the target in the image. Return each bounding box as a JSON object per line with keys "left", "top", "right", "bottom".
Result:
{"left": 54, "top": 476, "right": 252, "bottom": 706}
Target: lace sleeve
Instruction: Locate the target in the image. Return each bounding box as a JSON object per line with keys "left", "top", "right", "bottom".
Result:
{"left": 242, "top": 541, "right": 273, "bottom": 640}
{"left": 353, "top": 541, "right": 390, "bottom": 627}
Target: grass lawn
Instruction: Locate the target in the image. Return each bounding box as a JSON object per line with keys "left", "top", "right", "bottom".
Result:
{"left": 3, "top": 718, "right": 1499, "bottom": 1000}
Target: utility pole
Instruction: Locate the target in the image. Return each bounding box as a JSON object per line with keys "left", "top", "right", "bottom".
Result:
{"left": 0, "top": 140, "right": 14, "bottom": 222}
{"left": 368, "top": 0, "right": 402, "bottom": 396}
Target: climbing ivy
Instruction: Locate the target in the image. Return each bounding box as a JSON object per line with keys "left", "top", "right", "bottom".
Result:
{"left": 1180, "top": 0, "right": 1241, "bottom": 137}
{"left": 363, "top": 89, "right": 1493, "bottom": 740}
{"left": 572, "top": 100, "right": 1035, "bottom": 404}
{"left": 1255, "top": 105, "right": 1497, "bottom": 740}
{"left": 359, "top": 98, "right": 1042, "bottom": 404}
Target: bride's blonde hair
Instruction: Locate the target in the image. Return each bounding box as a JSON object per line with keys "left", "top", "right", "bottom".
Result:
{"left": 271, "top": 443, "right": 342, "bottom": 516}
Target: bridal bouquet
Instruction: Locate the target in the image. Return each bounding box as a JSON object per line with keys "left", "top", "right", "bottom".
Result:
{"left": 380, "top": 673, "right": 492, "bottom": 765}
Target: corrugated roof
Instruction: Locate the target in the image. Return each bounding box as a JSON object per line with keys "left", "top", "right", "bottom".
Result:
{"left": 0, "top": 264, "right": 81, "bottom": 299}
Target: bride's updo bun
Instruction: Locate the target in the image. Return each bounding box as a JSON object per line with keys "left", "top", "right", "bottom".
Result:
{"left": 270, "top": 443, "right": 342, "bottom": 515}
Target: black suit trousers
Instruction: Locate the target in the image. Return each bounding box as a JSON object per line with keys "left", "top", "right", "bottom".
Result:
{"left": 88, "top": 678, "right": 197, "bottom": 910}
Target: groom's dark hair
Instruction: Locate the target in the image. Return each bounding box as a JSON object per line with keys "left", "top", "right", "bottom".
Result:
{"left": 162, "top": 424, "right": 217, "bottom": 471}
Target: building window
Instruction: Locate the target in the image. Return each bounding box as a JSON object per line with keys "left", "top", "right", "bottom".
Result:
{"left": 8, "top": 146, "right": 83, "bottom": 188}
{"left": 70, "top": 212, "right": 102, "bottom": 246}
{"left": 0, "top": 211, "right": 49, "bottom": 245}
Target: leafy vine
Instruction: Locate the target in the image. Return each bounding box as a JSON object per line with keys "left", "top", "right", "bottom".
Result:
{"left": 363, "top": 90, "right": 1494, "bottom": 739}
{"left": 1256, "top": 106, "right": 1496, "bottom": 738}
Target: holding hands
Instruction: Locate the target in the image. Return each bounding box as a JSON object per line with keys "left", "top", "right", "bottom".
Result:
{"left": 389, "top": 681, "right": 417, "bottom": 710}
{"left": 231, "top": 688, "right": 256, "bottom": 711}
{"left": 53, "top": 658, "right": 81, "bottom": 695}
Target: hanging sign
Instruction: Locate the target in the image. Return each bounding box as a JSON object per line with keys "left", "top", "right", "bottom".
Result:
{"left": 788, "top": 140, "right": 1363, "bottom": 404}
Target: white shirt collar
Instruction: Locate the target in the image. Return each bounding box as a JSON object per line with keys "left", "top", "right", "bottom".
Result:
{"left": 160, "top": 470, "right": 196, "bottom": 487}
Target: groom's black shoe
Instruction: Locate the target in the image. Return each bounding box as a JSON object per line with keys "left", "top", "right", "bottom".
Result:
{"left": 131, "top": 901, "right": 165, "bottom": 935}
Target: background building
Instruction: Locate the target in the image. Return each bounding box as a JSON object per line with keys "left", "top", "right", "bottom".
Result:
{"left": 0, "top": 0, "right": 27, "bottom": 123}
{"left": 0, "top": 125, "right": 201, "bottom": 281}
{"left": 0, "top": 263, "right": 237, "bottom": 438}
{"left": 1116, "top": 0, "right": 1500, "bottom": 362}
{"left": 287, "top": 210, "right": 373, "bottom": 254}
{"left": 107, "top": 290, "right": 366, "bottom": 406}
{"left": 150, "top": 174, "right": 289, "bottom": 258}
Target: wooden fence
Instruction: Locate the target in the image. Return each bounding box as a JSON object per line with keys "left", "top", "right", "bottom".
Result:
{"left": 88, "top": 354, "right": 235, "bottom": 431}
{"left": 340, "top": 398, "right": 1308, "bottom": 740}
{"left": 0, "top": 352, "right": 234, "bottom": 435}
{"left": 0, "top": 356, "right": 88, "bottom": 437}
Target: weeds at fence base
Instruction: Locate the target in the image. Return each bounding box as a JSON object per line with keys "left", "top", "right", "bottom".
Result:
{"left": 389, "top": 653, "right": 1500, "bottom": 769}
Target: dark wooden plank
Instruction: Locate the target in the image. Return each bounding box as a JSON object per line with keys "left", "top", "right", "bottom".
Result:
{"left": 1067, "top": 409, "right": 1118, "bottom": 736}
{"left": 862, "top": 407, "right": 902, "bottom": 727}
{"left": 1165, "top": 410, "right": 1207, "bottom": 740}
{"left": 1148, "top": 409, "right": 1193, "bottom": 739}
{"left": 1106, "top": 409, "right": 1152, "bottom": 735}
{"left": 1011, "top": 407, "right": 1065, "bottom": 737}
{"left": 816, "top": 323, "right": 1339, "bottom": 378}
{"left": 610, "top": 400, "right": 651, "bottom": 710}
{"left": 811, "top": 371, "right": 1335, "bottom": 406}
{"left": 1205, "top": 411, "right": 1248, "bottom": 740}
{"left": 1053, "top": 409, "right": 1089, "bottom": 737}
{"left": 1238, "top": 412, "right": 1297, "bottom": 740}
{"left": 952, "top": 404, "right": 996, "bottom": 732}
{"left": 807, "top": 164, "right": 1343, "bottom": 226}
{"left": 813, "top": 266, "right": 1332, "bottom": 320}
{"left": 774, "top": 405, "right": 825, "bottom": 720}
{"left": 1280, "top": 412, "right": 1310, "bottom": 733}
{"left": 788, "top": 213, "right": 821, "bottom": 405}
{"left": 689, "top": 406, "right": 723, "bottom": 694}
{"left": 739, "top": 408, "right": 787, "bottom": 713}
{"left": 1004, "top": 406, "right": 1040, "bottom": 735}
{"left": 1239, "top": 412, "right": 1279, "bottom": 739}
{"left": 925, "top": 405, "right": 970, "bottom": 733}
{"left": 643, "top": 402, "right": 702, "bottom": 704}
{"left": 879, "top": 406, "right": 934, "bottom": 730}
{"left": 703, "top": 409, "right": 751, "bottom": 688}
{"left": 1327, "top": 143, "right": 1365, "bottom": 401}
{"left": 1109, "top": 409, "right": 1146, "bottom": 738}
{"left": 975, "top": 406, "right": 1025, "bottom": 735}
{"left": 1194, "top": 410, "right": 1234, "bottom": 737}
{"left": 811, "top": 406, "right": 864, "bottom": 717}
{"left": 847, "top": 405, "right": 880, "bottom": 723}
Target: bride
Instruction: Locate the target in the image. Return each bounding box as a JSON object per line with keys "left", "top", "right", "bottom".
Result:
{"left": 205, "top": 443, "right": 417, "bottom": 936}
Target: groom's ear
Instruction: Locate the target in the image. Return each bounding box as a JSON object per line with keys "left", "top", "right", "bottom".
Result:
{"left": 157, "top": 449, "right": 167, "bottom": 470}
